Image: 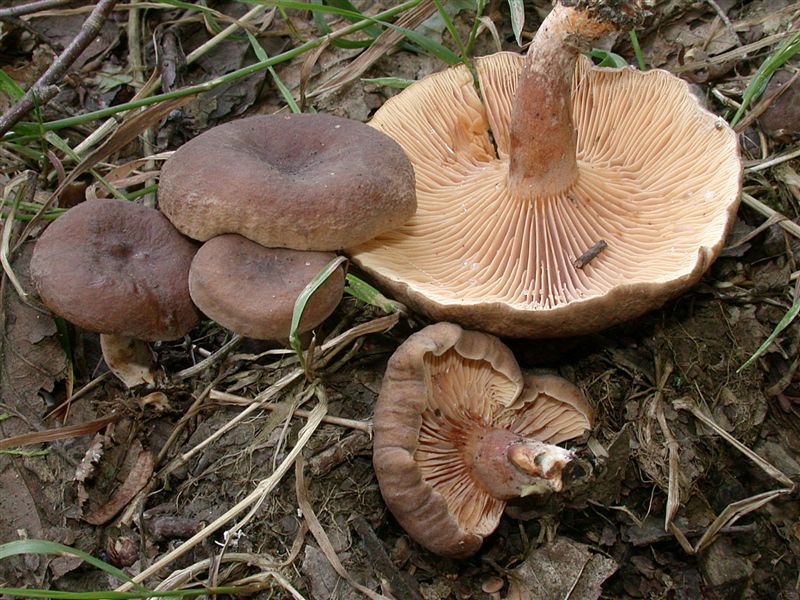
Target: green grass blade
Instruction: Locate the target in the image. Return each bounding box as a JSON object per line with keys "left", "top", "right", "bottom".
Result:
{"left": 372, "top": 17, "right": 461, "bottom": 65}
{"left": 738, "top": 297, "right": 800, "bottom": 372}
{"left": 432, "top": 0, "right": 468, "bottom": 62}
{"left": 0, "top": 448, "right": 49, "bottom": 457}
{"left": 730, "top": 29, "right": 800, "bottom": 127}
{"left": 587, "top": 48, "right": 628, "bottom": 68}
{"left": 0, "top": 540, "right": 148, "bottom": 593}
{"left": 344, "top": 273, "right": 404, "bottom": 314}
{"left": 361, "top": 76, "right": 415, "bottom": 89}
{"left": 245, "top": 30, "right": 301, "bottom": 113}
{"left": 2, "top": 0, "right": 421, "bottom": 138}
{"left": 323, "top": 0, "right": 382, "bottom": 37}
{"left": 289, "top": 256, "right": 348, "bottom": 358}
{"left": 629, "top": 30, "right": 646, "bottom": 70}
{"left": 0, "top": 68, "right": 25, "bottom": 101}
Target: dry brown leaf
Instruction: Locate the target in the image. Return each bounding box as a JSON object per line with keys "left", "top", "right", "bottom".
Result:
{"left": 0, "top": 415, "right": 116, "bottom": 450}
{"left": 84, "top": 448, "right": 154, "bottom": 525}
{"left": 506, "top": 537, "right": 617, "bottom": 600}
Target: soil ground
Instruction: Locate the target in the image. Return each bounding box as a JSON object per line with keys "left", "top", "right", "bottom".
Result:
{"left": 1, "top": 1, "right": 799, "bottom": 599}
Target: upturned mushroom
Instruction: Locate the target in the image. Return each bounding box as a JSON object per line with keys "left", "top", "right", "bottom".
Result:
{"left": 188, "top": 234, "right": 345, "bottom": 340}
{"left": 373, "top": 323, "right": 592, "bottom": 558}
{"left": 158, "top": 113, "right": 417, "bottom": 251}
{"left": 30, "top": 198, "right": 200, "bottom": 387}
{"left": 350, "top": 0, "right": 742, "bottom": 338}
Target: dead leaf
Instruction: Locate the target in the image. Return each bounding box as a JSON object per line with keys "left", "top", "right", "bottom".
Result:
{"left": 506, "top": 537, "right": 617, "bottom": 600}
{"left": 84, "top": 448, "right": 154, "bottom": 525}
{"left": 0, "top": 415, "right": 116, "bottom": 450}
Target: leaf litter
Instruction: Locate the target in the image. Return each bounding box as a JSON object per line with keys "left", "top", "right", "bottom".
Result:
{"left": 1, "top": 0, "right": 800, "bottom": 598}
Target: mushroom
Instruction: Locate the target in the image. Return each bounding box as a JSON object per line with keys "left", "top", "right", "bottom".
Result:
{"left": 350, "top": 1, "right": 742, "bottom": 338}
{"left": 188, "top": 234, "right": 345, "bottom": 340}
{"left": 30, "top": 198, "right": 200, "bottom": 387}
{"left": 158, "top": 113, "right": 417, "bottom": 251}
{"left": 373, "top": 322, "right": 592, "bottom": 558}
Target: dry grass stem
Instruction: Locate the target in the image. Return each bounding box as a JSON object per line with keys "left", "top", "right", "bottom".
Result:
{"left": 741, "top": 192, "right": 800, "bottom": 241}
{"left": 295, "top": 454, "right": 391, "bottom": 600}
{"left": 114, "top": 396, "right": 328, "bottom": 592}
{"left": 674, "top": 396, "right": 794, "bottom": 488}
{"left": 745, "top": 146, "right": 800, "bottom": 172}
{"left": 210, "top": 389, "right": 373, "bottom": 434}
{"left": 172, "top": 334, "right": 243, "bottom": 380}
{"left": 672, "top": 29, "right": 798, "bottom": 73}
{"left": 1, "top": 173, "right": 37, "bottom": 302}
{"left": 692, "top": 488, "right": 794, "bottom": 553}
{"left": 310, "top": 0, "right": 436, "bottom": 97}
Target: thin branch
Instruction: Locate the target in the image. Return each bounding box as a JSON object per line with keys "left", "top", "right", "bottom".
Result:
{"left": 0, "top": 0, "right": 83, "bottom": 18}
{"left": 0, "top": 0, "right": 119, "bottom": 137}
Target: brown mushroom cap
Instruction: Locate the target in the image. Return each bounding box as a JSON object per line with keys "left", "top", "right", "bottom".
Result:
{"left": 373, "top": 323, "right": 592, "bottom": 558}
{"left": 30, "top": 198, "right": 200, "bottom": 341}
{"left": 350, "top": 48, "right": 741, "bottom": 337}
{"left": 158, "top": 113, "right": 417, "bottom": 251}
{"left": 188, "top": 234, "right": 345, "bottom": 339}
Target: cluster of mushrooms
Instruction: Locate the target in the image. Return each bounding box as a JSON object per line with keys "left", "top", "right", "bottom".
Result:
{"left": 31, "top": 113, "right": 417, "bottom": 386}
{"left": 31, "top": 0, "right": 742, "bottom": 560}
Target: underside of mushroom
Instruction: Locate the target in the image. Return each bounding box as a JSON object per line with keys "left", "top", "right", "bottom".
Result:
{"left": 350, "top": 2, "right": 741, "bottom": 338}
{"left": 373, "top": 323, "right": 592, "bottom": 558}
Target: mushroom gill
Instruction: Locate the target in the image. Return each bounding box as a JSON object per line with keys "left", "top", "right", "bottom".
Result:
{"left": 351, "top": 50, "right": 740, "bottom": 338}
{"left": 373, "top": 323, "right": 592, "bottom": 558}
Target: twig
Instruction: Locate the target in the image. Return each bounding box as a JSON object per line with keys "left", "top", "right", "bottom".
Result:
{"left": 0, "top": 0, "right": 81, "bottom": 18}
{"left": 0, "top": 0, "right": 119, "bottom": 137}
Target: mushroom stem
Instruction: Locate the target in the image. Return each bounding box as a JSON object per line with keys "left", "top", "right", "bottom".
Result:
{"left": 469, "top": 429, "right": 575, "bottom": 500}
{"left": 507, "top": 2, "right": 634, "bottom": 198}
{"left": 100, "top": 333, "right": 159, "bottom": 388}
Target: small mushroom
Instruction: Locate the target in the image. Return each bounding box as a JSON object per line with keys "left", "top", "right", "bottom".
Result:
{"left": 158, "top": 113, "right": 417, "bottom": 251}
{"left": 188, "top": 234, "right": 345, "bottom": 340}
{"left": 30, "top": 199, "right": 200, "bottom": 387}
{"left": 350, "top": 1, "right": 741, "bottom": 338}
{"left": 373, "top": 323, "right": 592, "bottom": 558}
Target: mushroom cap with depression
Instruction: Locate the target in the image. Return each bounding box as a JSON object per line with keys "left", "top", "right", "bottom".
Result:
{"left": 350, "top": 50, "right": 741, "bottom": 337}
{"left": 30, "top": 198, "right": 200, "bottom": 341}
{"left": 158, "top": 113, "right": 417, "bottom": 251}
{"left": 373, "top": 322, "right": 592, "bottom": 558}
{"left": 188, "top": 234, "right": 345, "bottom": 339}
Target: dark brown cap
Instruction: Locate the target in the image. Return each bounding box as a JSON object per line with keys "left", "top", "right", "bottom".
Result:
{"left": 188, "top": 234, "right": 345, "bottom": 339}
{"left": 30, "top": 198, "right": 200, "bottom": 341}
{"left": 158, "top": 113, "right": 417, "bottom": 251}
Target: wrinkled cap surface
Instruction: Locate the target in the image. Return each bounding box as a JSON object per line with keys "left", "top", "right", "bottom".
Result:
{"left": 373, "top": 322, "right": 592, "bottom": 558}
{"left": 158, "top": 113, "right": 417, "bottom": 251}
{"left": 188, "top": 234, "right": 345, "bottom": 339}
{"left": 350, "top": 54, "right": 742, "bottom": 337}
{"left": 30, "top": 198, "right": 200, "bottom": 341}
